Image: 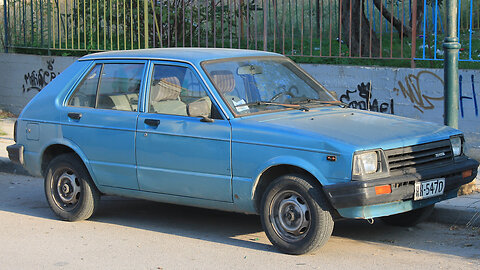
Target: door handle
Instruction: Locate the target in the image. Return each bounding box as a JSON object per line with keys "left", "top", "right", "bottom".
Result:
{"left": 144, "top": 119, "right": 160, "bottom": 126}
{"left": 67, "top": 112, "right": 82, "bottom": 120}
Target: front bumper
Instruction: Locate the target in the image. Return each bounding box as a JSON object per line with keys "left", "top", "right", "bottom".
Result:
{"left": 323, "top": 157, "right": 479, "bottom": 210}
{"left": 6, "top": 144, "right": 24, "bottom": 165}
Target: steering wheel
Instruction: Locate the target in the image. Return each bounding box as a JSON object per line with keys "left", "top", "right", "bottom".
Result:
{"left": 270, "top": 91, "right": 295, "bottom": 102}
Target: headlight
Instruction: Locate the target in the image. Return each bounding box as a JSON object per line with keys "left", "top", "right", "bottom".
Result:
{"left": 450, "top": 136, "right": 463, "bottom": 156}
{"left": 353, "top": 151, "right": 378, "bottom": 175}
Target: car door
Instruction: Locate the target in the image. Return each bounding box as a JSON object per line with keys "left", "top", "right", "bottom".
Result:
{"left": 63, "top": 60, "right": 147, "bottom": 190}
{"left": 135, "top": 61, "right": 232, "bottom": 202}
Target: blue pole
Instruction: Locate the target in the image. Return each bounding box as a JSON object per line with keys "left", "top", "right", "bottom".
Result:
{"left": 468, "top": 0, "right": 473, "bottom": 59}
{"left": 434, "top": 0, "right": 438, "bottom": 59}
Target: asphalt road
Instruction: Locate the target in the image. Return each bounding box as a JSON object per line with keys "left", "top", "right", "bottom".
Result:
{"left": 1, "top": 172, "right": 479, "bottom": 270}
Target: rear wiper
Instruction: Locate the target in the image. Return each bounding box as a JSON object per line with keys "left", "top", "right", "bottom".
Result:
{"left": 235, "top": 101, "right": 310, "bottom": 111}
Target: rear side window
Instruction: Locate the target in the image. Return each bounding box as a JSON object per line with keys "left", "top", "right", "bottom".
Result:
{"left": 68, "top": 63, "right": 144, "bottom": 111}
{"left": 68, "top": 64, "right": 101, "bottom": 108}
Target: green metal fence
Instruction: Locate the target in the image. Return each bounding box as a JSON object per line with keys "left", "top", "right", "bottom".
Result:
{"left": 1, "top": 1, "right": 479, "bottom": 64}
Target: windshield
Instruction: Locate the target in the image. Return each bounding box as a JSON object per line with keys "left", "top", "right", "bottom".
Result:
{"left": 202, "top": 57, "right": 337, "bottom": 116}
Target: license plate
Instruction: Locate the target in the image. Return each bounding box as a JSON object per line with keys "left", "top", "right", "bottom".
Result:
{"left": 414, "top": 178, "right": 445, "bottom": 200}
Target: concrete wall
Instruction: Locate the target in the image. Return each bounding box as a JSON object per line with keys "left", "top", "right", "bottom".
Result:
{"left": 0, "top": 53, "right": 78, "bottom": 114}
{"left": 0, "top": 53, "right": 478, "bottom": 155}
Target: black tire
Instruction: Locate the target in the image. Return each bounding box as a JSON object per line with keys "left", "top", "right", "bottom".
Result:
{"left": 380, "top": 204, "right": 435, "bottom": 227}
{"left": 44, "top": 153, "right": 100, "bottom": 221}
{"left": 260, "top": 174, "right": 334, "bottom": 255}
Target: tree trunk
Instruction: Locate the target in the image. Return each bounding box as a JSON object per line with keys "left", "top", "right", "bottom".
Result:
{"left": 340, "top": 0, "right": 380, "bottom": 57}
{"left": 372, "top": 0, "right": 412, "bottom": 38}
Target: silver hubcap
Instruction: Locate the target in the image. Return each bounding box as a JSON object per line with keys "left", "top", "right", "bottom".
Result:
{"left": 56, "top": 171, "right": 80, "bottom": 205}
{"left": 270, "top": 191, "right": 311, "bottom": 242}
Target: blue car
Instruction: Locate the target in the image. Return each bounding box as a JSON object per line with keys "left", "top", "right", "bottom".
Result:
{"left": 7, "top": 48, "right": 478, "bottom": 254}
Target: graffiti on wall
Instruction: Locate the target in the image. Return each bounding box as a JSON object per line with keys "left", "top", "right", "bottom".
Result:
{"left": 339, "top": 82, "right": 395, "bottom": 114}
{"left": 22, "top": 59, "right": 60, "bottom": 93}
{"left": 392, "top": 71, "right": 444, "bottom": 113}
{"left": 460, "top": 74, "right": 478, "bottom": 118}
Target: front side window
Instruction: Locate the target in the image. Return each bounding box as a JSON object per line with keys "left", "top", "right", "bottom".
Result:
{"left": 203, "top": 57, "right": 337, "bottom": 116}
{"left": 68, "top": 63, "right": 144, "bottom": 112}
{"left": 149, "top": 64, "right": 221, "bottom": 119}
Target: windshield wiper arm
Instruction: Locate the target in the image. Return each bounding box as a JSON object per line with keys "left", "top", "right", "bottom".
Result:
{"left": 299, "top": 99, "right": 348, "bottom": 107}
{"left": 236, "top": 101, "right": 310, "bottom": 111}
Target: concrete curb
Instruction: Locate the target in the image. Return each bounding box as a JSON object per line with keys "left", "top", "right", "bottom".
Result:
{"left": 430, "top": 204, "right": 480, "bottom": 227}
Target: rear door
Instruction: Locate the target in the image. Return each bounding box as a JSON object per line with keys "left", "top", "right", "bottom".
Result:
{"left": 135, "top": 61, "right": 232, "bottom": 202}
{"left": 63, "top": 60, "right": 147, "bottom": 190}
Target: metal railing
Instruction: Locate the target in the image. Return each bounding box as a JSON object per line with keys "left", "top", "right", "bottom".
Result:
{"left": 1, "top": 0, "right": 479, "bottom": 64}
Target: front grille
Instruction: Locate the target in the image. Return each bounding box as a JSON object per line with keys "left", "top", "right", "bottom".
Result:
{"left": 385, "top": 140, "right": 453, "bottom": 173}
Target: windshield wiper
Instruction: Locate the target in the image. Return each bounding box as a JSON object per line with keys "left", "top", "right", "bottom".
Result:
{"left": 299, "top": 99, "right": 348, "bottom": 107}
{"left": 235, "top": 101, "right": 310, "bottom": 111}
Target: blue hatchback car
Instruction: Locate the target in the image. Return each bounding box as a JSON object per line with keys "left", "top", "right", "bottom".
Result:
{"left": 7, "top": 48, "right": 478, "bottom": 254}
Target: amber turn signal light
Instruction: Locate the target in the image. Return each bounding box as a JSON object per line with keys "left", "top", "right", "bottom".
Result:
{"left": 375, "top": 185, "right": 392, "bottom": 195}
{"left": 462, "top": 170, "right": 472, "bottom": 179}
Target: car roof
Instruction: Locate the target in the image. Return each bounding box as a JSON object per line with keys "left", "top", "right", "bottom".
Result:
{"left": 79, "top": 48, "right": 282, "bottom": 63}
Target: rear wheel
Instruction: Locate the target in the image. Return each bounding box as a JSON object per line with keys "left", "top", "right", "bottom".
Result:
{"left": 260, "top": 174, "right": 334, "bottom": 255}
{"left": 380, "top": 204, "right": 435, "bottom": 227}
{"left": 44, "top": 153, "right": 100, "bottom": 221}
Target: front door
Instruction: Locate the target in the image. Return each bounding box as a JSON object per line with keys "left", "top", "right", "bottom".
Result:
{"left": 135, "top": 62, "right": 232, "bottom": 202}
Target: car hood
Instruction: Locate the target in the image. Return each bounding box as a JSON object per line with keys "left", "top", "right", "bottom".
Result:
{"left": 234, "top": 107, "right": 460, "bottom": 152}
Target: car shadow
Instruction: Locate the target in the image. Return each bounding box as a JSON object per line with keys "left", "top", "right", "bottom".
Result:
{"left": 0, "top": 174, "right": 479, "bottom": 258}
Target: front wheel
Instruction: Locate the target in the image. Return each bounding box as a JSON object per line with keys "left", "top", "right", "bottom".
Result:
{"left": 260, "top": 174, "right": 334, "bottom": 255}
{"left": 380, "top": 204, "right": 435, "bottom": 227}
{"left": 44, "top": 153, "right": 100, "bottom": 221}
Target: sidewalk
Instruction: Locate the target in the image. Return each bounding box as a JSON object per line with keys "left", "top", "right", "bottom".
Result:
{"left": 1, "top": 118, "right": 479, "bottom": 226}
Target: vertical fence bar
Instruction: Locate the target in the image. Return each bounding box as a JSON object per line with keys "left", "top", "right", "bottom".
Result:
{"left": 411, "top": 0, "right": 417, "bottom": 67}
{"left": 213, "top": 0, "right": 216, "bottom": 48}
{"left": 221, "top": 0, "right": 224, "bottom": 48}
{"left": 319, "top": 0, "right": 323, "bottom": 56}
{"left": 144, "top": 0, "right": 148, "bottom": 48}
{"left": 434, "top": 0, "right": 438, "bottom": 60}
{"left": 273, "top": 0, "right": 277, "bottom": 51}
{"left": 137, "top": 0, "right": 140, "bottom": 49}
{"left": 182, "top": 0, "right": 185, "bottom": 47}
{"left": 246, "top": 0, "right": 249, "bottom": 49}
{"left": 401, "top": 0, "right": 404, "bottom": 58}
{"left": 328, "top": 0, "right": 332, "bottom": 56}
{"left": 64, "top": 0, "right": 67, "bottom": 48}
{"left": 130, "top": 0, "right": 133, "bottom": 49}
{"left": 389, "top": 0, "right": 393, "bottom": 58}
{"left": 3, "top": 0, "right": 7, "bottom": 52}
{"left": 237, "top": 0, "right": 240, "bottom": 49}
{"left": 13, "top": 0, "right": 16, "bottom": 45}
{"left": 345, "top": 0, "right": 352, "bottom": 57}
{"left": 52, "top": 0, "right": 55, "bottom": 48}
{"left": 369, "top": 0, "right": 373, "bottom": 57}
{"left": 104, "top": 0, "right": 107, "bottom": 50}
{"left": 160, "top": 1, "right": 163, "bottom": 47}
{"left": 123, "top": 0, "right": 126, "bottom": 50}
{"left": 116, "top": 0, "right": 119, "bottom": 49}
{"left": 379, "top": 0, "right": 383, "bottom": 57}
{"left": 30, "top": 0, "right": 34, "bottom": 45}
{"left": 198, "top": 0, "right": 200, "bottom": 47}
{"left": 97, "top": 0, "right": 100, "bottom": 50}
{"left": 78, "top": 0, "right": 80, "bottom": 49}
{"left": 48, "top": 0, "right": 51, "bottom": 53}
{"left": 23, "top": 0, "right": 26, "bottom": 45}
{"left": 174, "top": 2, "right": 177, "bottom": 47}
{"left": 263, "top": 0, "right": 267, "bottom": 51}
{"left": 457, "top": 0, "right": 461, "bottom": 38}
{"left": 58, "top": 0, "right": 61, "bottom": 49}
{"left": 338, "top": 0, "right": 342, "bottom": 57}
{"left": 70, "top": 0, "right": 73, "bottom": 49}
{"left": 422, "top": 0, "right": 426, "bottom": 59}
{"left": 359, "top": 0, "right": 363, "bottom": 57}
{"left": 189, "top": 2, "right": 192, "bottom": 47}
{"left": 468, "top": 0, "right": 472, "bottom": 59}
{"left": 84, "top": 0, "right": 87, "bottom": 49}
{"left": 290, "top": 0, "right": 293, "bottom": 54}
{"left": 309, "top": 0, "right": 312, "bottom": 55}
{"left": 254, "top": 0, "right": 257, "bottom": 50}
{"left": 282, "top": 0, "right": 285, "bottom": 54}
